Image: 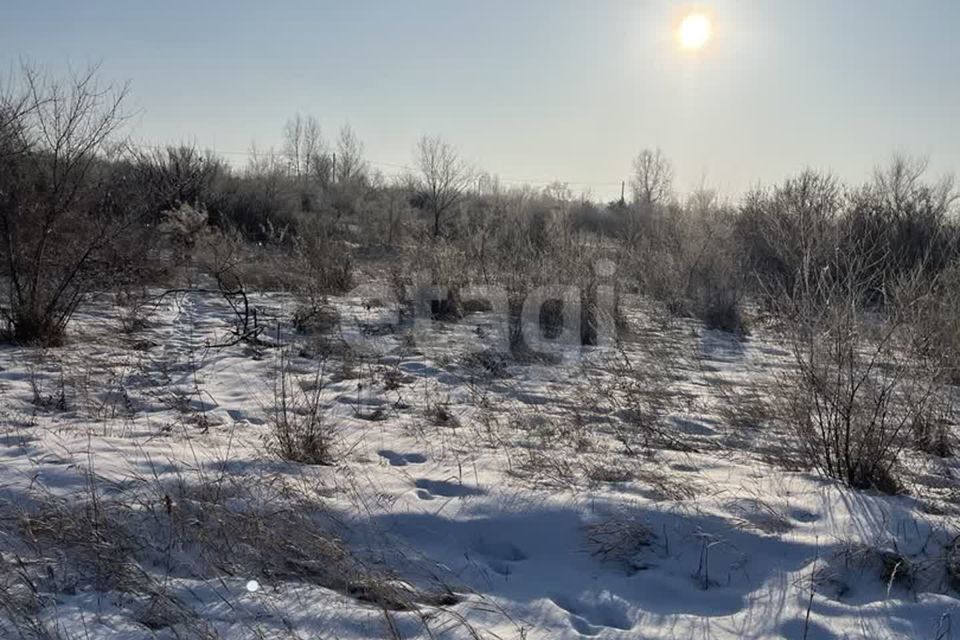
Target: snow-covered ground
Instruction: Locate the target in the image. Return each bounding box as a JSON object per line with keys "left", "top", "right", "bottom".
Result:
{"left": 1, "top": 289, "right": 958, "bottom": 639}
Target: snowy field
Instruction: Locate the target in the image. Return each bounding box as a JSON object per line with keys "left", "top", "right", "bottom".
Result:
{"left": 1, "top": 289, "right": 958, "bottom": 639}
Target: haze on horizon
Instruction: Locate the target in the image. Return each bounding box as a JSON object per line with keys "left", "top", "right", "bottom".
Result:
{"left": 3, "top": 0, "right": 959, "bottom": 200}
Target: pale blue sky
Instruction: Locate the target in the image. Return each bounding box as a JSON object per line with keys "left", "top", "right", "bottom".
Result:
{"left": 3, "top": 1, "right": 959, "bottom": 200}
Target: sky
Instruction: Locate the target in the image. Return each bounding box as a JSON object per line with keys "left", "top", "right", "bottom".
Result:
{"left": 3, "top": 0, "right": 960, "bottom": 201}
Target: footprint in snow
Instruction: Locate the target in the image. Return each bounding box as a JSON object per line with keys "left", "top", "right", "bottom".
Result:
{"left": 226, "top": 409, "right": 265, "bottom": 425}
{"left": 413, "top": 479, "right": 484, "bottom": 500}
{"left": 550, "top": 592, "right": 633, "bottom": 636}
{"left": 789, "top": 508, "right": 820, "bottom": 523}
{"left": 378, "top": 449, "right": 428, "bottom": 467}
{"left": 473, "top": 538, "right": 527, "bottom": 577}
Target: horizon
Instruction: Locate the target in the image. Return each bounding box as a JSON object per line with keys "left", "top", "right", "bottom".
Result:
{"left": 4, "top": 1, "right": 960, "bottom": 200}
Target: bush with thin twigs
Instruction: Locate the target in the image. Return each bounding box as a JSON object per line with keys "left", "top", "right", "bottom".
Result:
{"left": 737, "top": 159, "right": 959, "bottom": 312}
{"left": 911, "top": 409, "right": 955, "bottom": 459}
{"left": 0, "top": 65, "right": 151, "bottom": 345}
{"left": 134, "top": 144, "right": 226, "bottom": 223}
{"left": 402, "top": 235, "right": 471, "bottom": 321}
{"left": 901, "top": 263, "right": 960, "bottom": 387}
{"left": 115, "top": 285, "right": 152, "bottom": 334}
{"left": 286, "top": 216, "right": 354, "bottom": 332}
{"left": 295, "top": 216, "right": 354, "bottom": 295}
{"left": 882, "top": 271, "right": 959, "bottom": 459}
{"left": 778, "top": 263, "right": 941, "bottom": 493}
{"left": 736, "top": 170, "right": 842, "bottom": 306}
{"left": 624, "top": 191, "right": 747, "bottom": 334}
{"left": 267, "top": 350, "right": 338, "bottom": 465}
{"left": 842, "top": 156, "right": 958, "bottom": 294}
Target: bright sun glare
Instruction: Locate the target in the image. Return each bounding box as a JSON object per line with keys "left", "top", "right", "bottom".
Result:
{"left": 677, "top": 12, "right": 712, "bottom": 51}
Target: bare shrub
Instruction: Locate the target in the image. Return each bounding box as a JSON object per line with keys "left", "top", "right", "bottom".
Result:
{"left": 499, "top": 211, "right": 616, "bottom": 349}
{"left": 625, "top": 189, "right": 746, "bottom": 334}
{"left": 736, "top": 170, "right": 842, "bottom": 305}
{"left": 911, "top": 396, "right": 956, "bottom": 459}
{"left": 135, "top": 144, "right": 225, "bottom": 221}
{"left": 843, "top": 155, "right": 958, "bottom": 292}
{"left": 697, "top": 279, "right": 746, "bottom": 335}
{"left": 198, "top": 226, "right": 268, "bottom": 346}
{"left": 293, "top": 301, "right": 340, "bottom": 335}
{"left": 159, "top": 202, "right": 211, "bottom": 267}
{"left": 397, "top": 185, "right": 621, "bottom": 350}
{"left": 218, "top": 146, "right": 298, "bottom": 241}
{"left": 363, "top": 181, "right": 413, "bottom": 249}
{"left": 903, "top": 263, "right": 960, "bottom": 386}
{"left": 295, "top": 216, "right": 354, "bottom": 293}
{"left": 779, "top": 267, "right": 938, "bottom": 493}
{"left": 569, "top": 200, "right": 618, "bottom": 235}
{"left": 739, "top": 160, "right": 958, "bottom": 313}
{"left": 115, "top": 285, "right": 152, "bottom": 333}
{"left": 268, "top": 350, "right": 337, "bottom": 465}
{"left": 406, "top": 236, "right": 471, "bottom": 321}
{"left": 0, "top": 64, "right": 140, "bottom": 345}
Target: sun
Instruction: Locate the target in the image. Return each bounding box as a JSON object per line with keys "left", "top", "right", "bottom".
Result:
{"left": 677, "top": 12, "right": 712, "bottom": 51}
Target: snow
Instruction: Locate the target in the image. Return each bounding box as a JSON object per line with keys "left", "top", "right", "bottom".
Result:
{"left": 0, "top": 289, "right": 958, "bottom": 639}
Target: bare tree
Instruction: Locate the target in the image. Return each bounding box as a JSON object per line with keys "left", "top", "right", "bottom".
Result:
{"left": 382, "top": 176, "right": 409, "bottom": 248}
{"left": 873, "top": 154, "right": 957, "bottom": 216}
{"left": 630, "top": 148, "right": 674, "bottom": 207}
{"left": 246, "top": 141, "right": 284, "bottom": 178}
{"left": 335, "top": 123, "right": 367, "bottom": 185}
{"left": 283, "top": 114, "right": 323, "bottom": 178}
{"left": 0, "top": 64, "right": 135, "bottom": 343}
{"left": 543, "top": 181, "right": 573, "bottom": 205}
{"left": 283, "top": 114, "right": 304, "bottom": 177}
{"left": 412, "top": 135, "right": 473, "bottom": 237}
{"left": 476, "top": 172, "right": 502, "bottom": 198}
{"left": 302, "top": 116, "right": 323, "bottom": 177}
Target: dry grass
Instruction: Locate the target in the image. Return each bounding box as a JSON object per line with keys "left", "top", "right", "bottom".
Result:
{"left": 586, "top": 515, "right": 654, "bottom": 572}
{"left": 0, "top": 461, "right": 464, "bottom": 638}
{"left": 267, "top": 350, "right": 338, "bottom": 465}
{"left": 948, "top": 536, "right": 960, "bottom": 591}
